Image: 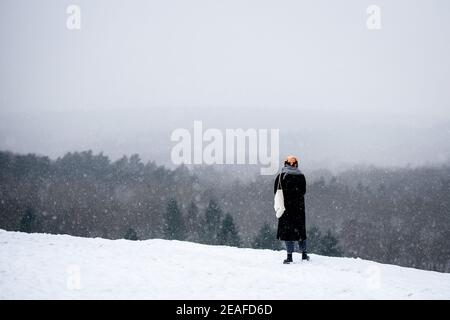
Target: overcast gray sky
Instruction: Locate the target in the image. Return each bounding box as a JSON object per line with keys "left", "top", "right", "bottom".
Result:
{"left": 1, "top": 0, "right": 449, "bottom": 170}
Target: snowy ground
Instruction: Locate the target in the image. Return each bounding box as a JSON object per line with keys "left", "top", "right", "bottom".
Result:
{"left": 1, "top": 230, "right": 449, "bottom": 299}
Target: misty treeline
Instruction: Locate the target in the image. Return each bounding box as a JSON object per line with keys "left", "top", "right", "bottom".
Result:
{"left": 0, "top": 150, "right": 341, "bottom": 255}
{"left": 0, "top": 150, "right": 449, "bottom": 272}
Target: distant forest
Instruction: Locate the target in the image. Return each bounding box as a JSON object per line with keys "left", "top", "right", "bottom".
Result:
{"left": 0, "top": 150, "right": 449, "bottom": 272}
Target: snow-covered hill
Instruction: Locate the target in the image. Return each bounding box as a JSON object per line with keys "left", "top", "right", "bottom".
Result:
{"left": 1, "top": 230, "right": 449, "bottom": 299}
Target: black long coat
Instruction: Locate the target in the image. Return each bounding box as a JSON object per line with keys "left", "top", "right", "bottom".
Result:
{"left": 274, "top": 172, "right": 307, "bottom": 241}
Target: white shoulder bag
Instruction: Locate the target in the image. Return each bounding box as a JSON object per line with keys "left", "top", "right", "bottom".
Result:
{"left": 274, "top": 173, "right": 285, "bottom": 218}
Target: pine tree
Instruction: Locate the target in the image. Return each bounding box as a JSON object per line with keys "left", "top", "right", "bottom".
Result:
{"left": 307, "top": 226, "right": 343, "bottom": 257}
{"left": 252, "top": 223, "right": 281, "bottom": 250}
{"left": 124, "top": 227, "right": 138, "bottom": 241}
{"left": 19, "top": 208, "right": 40, "bottom": 233}
{"left": 164, "top": 199, "right": 185, "bottom": 240}
{"left": 218, "top": 214, "right": 241, "bottom": 247}
{"left": 321, "top": 230, "right": 343, "bottom": 256}
{"left": 201, "top": 199, "right": 223, "bottom": 245}
{"left": 185, "top": 201, "right": 200, "bottom": 242}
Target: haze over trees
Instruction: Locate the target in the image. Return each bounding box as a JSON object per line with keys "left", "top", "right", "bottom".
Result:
{"left": 0, "top": 150, "right": 449, "bottom": 272}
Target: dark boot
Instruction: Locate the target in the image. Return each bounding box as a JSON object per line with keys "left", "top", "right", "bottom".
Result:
{"left": 283, "top": 253, "right": 293, "bottom": 264}
{"left": 302, "top": 252, "right": 310, "bottom": 261}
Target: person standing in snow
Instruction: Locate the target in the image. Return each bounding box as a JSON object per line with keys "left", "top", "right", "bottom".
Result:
{"left": 274, "top": 155, "right": 310, "bottom": 264}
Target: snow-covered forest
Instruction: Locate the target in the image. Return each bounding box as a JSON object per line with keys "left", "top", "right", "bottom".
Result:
{"left": 1, "top": 150, "right": 449, "bottom": 273}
